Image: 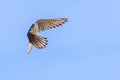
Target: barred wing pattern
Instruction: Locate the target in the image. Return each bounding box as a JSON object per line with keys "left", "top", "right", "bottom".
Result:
{"left": 36, "top": 18, "right": 68, "bottom": 31}
{"left": 27, "top": 18, "right": 68, "bottom": 55}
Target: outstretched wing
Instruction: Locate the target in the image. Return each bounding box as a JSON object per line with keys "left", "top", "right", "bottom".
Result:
{"left": 36, "top": 18, "right": 68, "bottom": 31}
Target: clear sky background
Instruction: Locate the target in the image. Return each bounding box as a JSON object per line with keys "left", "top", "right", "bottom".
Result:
{"left": 0, "top": 0, "right": 120, "bottom": 80}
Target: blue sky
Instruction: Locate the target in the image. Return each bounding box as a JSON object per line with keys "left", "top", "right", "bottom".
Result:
{"left": 0, "top": 0, "right": 120, "bottom": 80}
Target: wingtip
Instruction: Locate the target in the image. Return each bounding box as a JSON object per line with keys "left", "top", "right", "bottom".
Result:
{"left": 27, "top": 51, "right": 30, "bottom": 55}
{"left": 62, "top": 18, "right": 68, "bottom": 22}
{"left": 27, "top": 42, "right": 33, "bottom": 55}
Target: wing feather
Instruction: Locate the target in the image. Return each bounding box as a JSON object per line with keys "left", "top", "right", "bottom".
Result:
{"left": 36, "top": 18, "right": 68, "bottom": 31}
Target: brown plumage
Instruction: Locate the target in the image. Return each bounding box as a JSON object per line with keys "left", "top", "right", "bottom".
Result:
{"left": 27, "top": 18, "right": 68, "bottom": 55}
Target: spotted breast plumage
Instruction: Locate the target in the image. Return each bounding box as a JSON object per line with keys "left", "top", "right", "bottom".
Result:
{"left": 27, "top": 18, "right": 68, "bottom": 55}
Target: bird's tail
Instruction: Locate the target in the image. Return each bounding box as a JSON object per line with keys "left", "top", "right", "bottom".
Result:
{"left": 32, "top": 35, "right": 48, "bottom": 49}
{"left": 27, "top": 33, "right": 48, "bottom": 54}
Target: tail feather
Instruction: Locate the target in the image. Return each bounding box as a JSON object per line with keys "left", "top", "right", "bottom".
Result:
{"left": 31, "top": 36, "right": 47, "bottom": 48}
{"left": 27, "top": 33, "right": 48, "bottom": 49}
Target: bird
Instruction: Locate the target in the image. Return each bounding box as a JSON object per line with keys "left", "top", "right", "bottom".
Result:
{"left": 27, "top": 18, "right": 68, "bottom": 55}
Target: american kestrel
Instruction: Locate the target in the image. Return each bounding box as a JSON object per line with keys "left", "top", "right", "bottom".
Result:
{"left": 27, "top": 18, "right": 68, "bottom": 55}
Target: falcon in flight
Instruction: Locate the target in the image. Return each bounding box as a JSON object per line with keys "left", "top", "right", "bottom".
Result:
{"left": 27, "top": 18, "right": 68, "bottom": 55}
